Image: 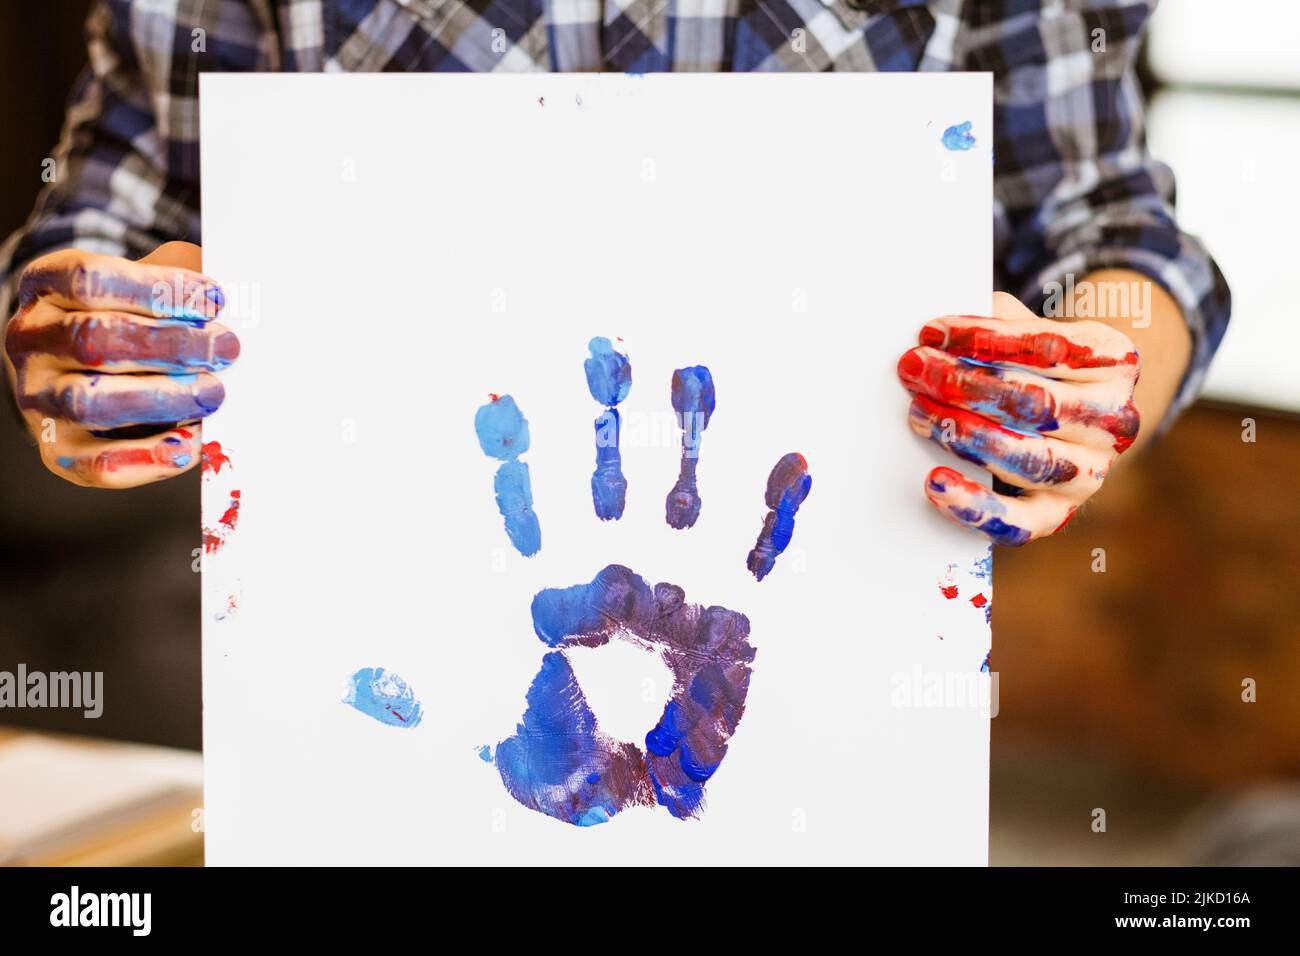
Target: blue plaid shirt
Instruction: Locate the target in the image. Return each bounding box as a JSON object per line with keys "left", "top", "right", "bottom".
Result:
{"left": 0, "top": 0, "right": 1229, "bottom": 420}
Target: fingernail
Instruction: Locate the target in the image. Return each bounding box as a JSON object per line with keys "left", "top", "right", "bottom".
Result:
{"left": 195, "top": 379, "right": 225, "bottom": 414}
{"left": 897, "top": 349, "right": 924, "bottom": 383}
{"left": 919, "top": 325, "right": 946, "bottom": 349}
{"left": 214, "top": 330, "right": 241, "bottom": 363}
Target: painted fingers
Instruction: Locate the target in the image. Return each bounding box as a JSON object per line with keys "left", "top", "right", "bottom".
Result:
{"left": 3, "top": 245, "right": 236, "bottom": 487}
{"left": 898, "top": 294, "right": 1140, "bottom": 545}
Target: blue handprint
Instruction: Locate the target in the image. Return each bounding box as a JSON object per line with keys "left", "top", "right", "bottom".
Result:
{"left": 475, "top": 340, "right": 811, "bottom": 827}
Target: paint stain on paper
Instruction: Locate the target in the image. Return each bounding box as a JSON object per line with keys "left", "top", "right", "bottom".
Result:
{"left": 214, "top": 592, "right": 239, "bottom": 622}
{"left": 941, "top": 121, "right": 976, "bottom": 151}
{"left": 665, "top": 366, "right": 716, "bottom": 529}
{"left": 343, "top": 667, "right": 423, "bottom": 728}
{"left": 201, "top": 441, "right": 230, "bottom": 477}
{"left": 585, "top": 337, "right": 632, "bottom": 520}
{"left": 203, "top": 489, "right": 241, "bottom": 553}
{"left": 938, "top": 562, "right": 959, "bottom": 599}
{"left": 486, "top": 565, "right": 754, "bottom": 826}
{"left": 746, "top": 453, "right": 812, "bottom": 581}
{"left": 474, "top": 394, "right": 541, "bottom": 557}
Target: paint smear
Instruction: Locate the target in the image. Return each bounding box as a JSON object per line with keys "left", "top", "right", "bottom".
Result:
{"left": 926, "top": 466, "right": 1031, "bottom": 546}
{"left": 746, "top": 453, "right": 812, "bottom": 581}
{"left": 487, "top": 564, "right": 754, "bottom": 826}
{"left": 980, "top": 651, "right": 991, "bottom": 674}
{"left": 585, "top": 337, "right": 632, "bottom": 520}
{"left": 474, "top": 394, "right": 541, "bottom": 557}
{"left": 201, "top": 440, "right": 230, "bottom": 477}
{"left": 938, "top": 561, "right": 959, "bottom": 599}
{"left": 342, "top": 667, "right": 423, "bottom": 728}
{"left": 203, "top": 489, "right": 241, "bottom": 553}
{"left": 941, "top": 121, "right": 976, "bottom": 151}
{"left": 665, "top": 366, "right": 716, "bottom": 529}
{"left": 214, "top": 592, "right": 239, "bottom": 622}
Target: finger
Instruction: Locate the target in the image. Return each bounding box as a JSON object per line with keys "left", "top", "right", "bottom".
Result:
{"left": 923, "top": 466, "right": 1074, "bottom": 546}
{"left": 898, "top": 346, "right": 1139, "bottom": 451}
{"left": 907, "top": 394, "right": 1106, "bottom": 492}
{"left": 918, "top": 314, "right": 1139, "bottom": 383}
{"left": 20, "top": 370, "right": 224, "bottom": 429}
{"left": 41, "top": 425, "right": 201, "bottom": 489}
{"left": 17, "top": 250, "right": 224, "bottom": 321}
{"left": 5, "top": 311, "right": 239, "bottom": 373}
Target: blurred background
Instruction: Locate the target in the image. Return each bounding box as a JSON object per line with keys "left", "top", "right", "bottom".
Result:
{"left": 1, "top": 0, "right": 1296, "bottom": 865}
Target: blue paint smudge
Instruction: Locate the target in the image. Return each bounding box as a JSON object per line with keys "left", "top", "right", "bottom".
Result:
{"left": 747, "top": 453, "right": 812, "bottom": 581}
{"left": 942, "top": 121, "right": 976, "bottom": 151}
{"left": 584, "top": 337, "right": 631, "bottom": 520}
{"left": 56, "top": 456, "right": 75, "bottom": 469}
{"left": 474, "top": 395, "right": 541, "bottom": 557}
{"left": 665, "top": 366, "right": 716, "bottom": 529}
{"left": 980, "top": 651, "right": 991, "bottom": 674}
{"left": 342, "top": 666, "right": 423, "bottom": 728}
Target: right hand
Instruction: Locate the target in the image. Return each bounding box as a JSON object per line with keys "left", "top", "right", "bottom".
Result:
{"left": 2, "top": 242, "right": 237, "bottom": 488}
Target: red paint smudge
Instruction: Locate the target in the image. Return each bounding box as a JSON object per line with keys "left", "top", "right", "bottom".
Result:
{"left": 201, "top": 440, "right": 231, "bottom": 476}
{"left": 1054, "top": 508, "right": 1077, "bottom": 534}
{"left": 922, "top": 322, "right": 1136, "bottom": 371}
{"left": 488, "top": 393, "right": 501, "bottom": 402}
{"left": 219, "top": 490, "right": 241, "bottom": 530}
{"left": 175, "top": 427, "right": 194, "bottom": 440}
{"left": 970, "top": 593, "right": 987, "bottom": 608}
{"left": 203, "top": 490, "right": 242, "bottom": 553}
{"left": 940, "top": 584, "right": 959, "bottom": 599}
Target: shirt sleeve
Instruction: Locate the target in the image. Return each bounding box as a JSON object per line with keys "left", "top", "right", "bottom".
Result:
{"left": 0, "top": 0, "right": 274, "bottom": 322}
{"left": 980, "top": 0, "right": 1231, "bottom": 429}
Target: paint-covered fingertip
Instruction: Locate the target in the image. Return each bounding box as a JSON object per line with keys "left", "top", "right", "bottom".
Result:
{"left": 214, "top": 330, "right": 241, "bottom": 364}
{"left": 925, "top": 466, "right": 984, "bottom": 499}
{"left": 918, "top": 323, "right": 948, "bottom": 350}
{"left": 896, "top": 347, "right": 925, "bottom": 385}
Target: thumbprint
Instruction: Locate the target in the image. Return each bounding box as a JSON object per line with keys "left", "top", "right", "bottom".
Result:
{"left": 665, "top": 366, "right": 716, "bottom": 529}
{"left": 474, "top": 394, "right": 542, "bottom": 557}
{"left": 941, "top": 120, "right": 976, "bottom": 151}
{"left": 343, "top": 667, "right": 423, "bottom": 728}
{"left": 747, "top": 453, "right": 811, "bottom": 581}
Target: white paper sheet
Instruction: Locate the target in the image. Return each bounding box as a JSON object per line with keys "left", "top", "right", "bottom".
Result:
{"left": 199, "top": 73, "right": 994, "bottom": 865}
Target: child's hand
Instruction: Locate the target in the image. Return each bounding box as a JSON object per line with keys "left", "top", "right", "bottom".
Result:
{"left": 897, "top": 292, "right": 1140, "bottom": 545}
{"left": 3, "top": 242, "right": 236, "bottom": 487}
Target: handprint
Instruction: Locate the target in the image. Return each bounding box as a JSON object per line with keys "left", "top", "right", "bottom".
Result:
{"left": 475, "top": 341, "right": 812, "bottom": 827}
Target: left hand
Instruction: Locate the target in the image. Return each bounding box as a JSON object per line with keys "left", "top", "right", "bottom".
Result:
{"left": 896, "top": 292, "right": 1140, "bottom": 546}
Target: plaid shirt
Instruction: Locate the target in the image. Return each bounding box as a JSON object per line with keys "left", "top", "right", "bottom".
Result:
{"left": 0, "top": 0, "right": 1229, "bottom": 421}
